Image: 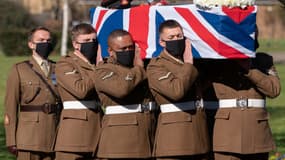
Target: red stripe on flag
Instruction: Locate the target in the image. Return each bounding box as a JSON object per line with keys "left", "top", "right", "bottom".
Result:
{"left": 95, "top": 9, "right": 108, "bottom": 32}
{"left": 175, "top": 7, "right": 248, "bottom": 59}
{"left": 129, "top": 5, "right": 150, "bottom": 59}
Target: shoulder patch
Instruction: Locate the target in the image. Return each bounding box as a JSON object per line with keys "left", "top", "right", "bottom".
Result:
{"left": 158, "top": 72, "right": 171, "bottom": 81}
{"left": 102, "top": 72, "right": 114, "bottom": 80}
{"left": 64, "top": 69, "right": 77, "bottom": 75}
{"left": 125, "top": 73, "right": 134, "bottom": 81}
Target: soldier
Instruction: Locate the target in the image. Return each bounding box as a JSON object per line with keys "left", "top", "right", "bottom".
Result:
{"left": 211, "top": 52, "right": 281, "bottom": 160}
{"left": 4, "top": 26, "right": 60, "bottom": 160}
{"left": 95, "top": 29, "right": 156, "bottom": 159}
{"left": 194, "top": 59, "right": 219, "bottom": 160}
{"left": 147, "top": 20, "right": 210, "bottom": 159}
{"left": 54, "top": 23, "right": 102, "bottom": 160}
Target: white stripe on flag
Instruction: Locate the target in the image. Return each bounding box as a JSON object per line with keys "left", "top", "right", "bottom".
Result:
{"left": 123, "top": 9, "right": 130, "bottom": 31}
{"left": 191, "top": 8, "right": 254, "bottom": 57}
{"left": 97, "top": 8, "right": 117, "bottom": 34}
{"left": 92, "top": 8, "right": 101, "bottom": 29}
{"left": 146, "top": 6, "right": 159, "bottom": 58}
{"left": 157, "top": 6, "right": 224, "bottom": 59}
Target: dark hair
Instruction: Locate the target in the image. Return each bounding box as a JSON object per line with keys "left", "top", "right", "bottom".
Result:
{"left": 71, "top": 23, "right": 96, "bottom": 41}
{"left": 159, "top": 20, "right": 182, "bottom": 34}
{"left": 107, "top": 29, "right": 131, "bottom": 46}
{"left": 28, "top": 26, "right": 50, "bottom": 42}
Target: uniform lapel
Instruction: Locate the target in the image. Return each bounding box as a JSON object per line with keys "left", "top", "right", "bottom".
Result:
{"left": 30, "top": 57, "right": 46, "bottom": 77}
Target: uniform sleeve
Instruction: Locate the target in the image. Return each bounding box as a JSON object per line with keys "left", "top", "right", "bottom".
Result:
{"left": 147, "top": 60, "right": 198, "bottom": 101}
{"left": 95, "top": 64, "right": 146, "bottom": 98}
{"left": 55, "top": 60, "right": 94, "bottom": 99}
{"left": 245, "top": 66, "right": 281, "bottom": 98}
{"left": 4, "top": 65, "right": 20, "bottom": 146}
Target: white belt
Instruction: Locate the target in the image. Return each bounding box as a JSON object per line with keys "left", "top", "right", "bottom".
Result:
{"left": 160, "top": 101, "right": 198, "bottom": 113}
{"left": 219, "top": 99, "right": 265, "bottom": 108}
{"left": 105, "top": 102, "right": 156, "bottom": 115}
{"left": 63, "top": 101, "right": 98, "bottom": 110}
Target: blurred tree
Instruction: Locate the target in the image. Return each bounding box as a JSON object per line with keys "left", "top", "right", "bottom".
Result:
{"left": 0, "top": 0, "right": 36, "bottom": 29}
{"left": 0, "top": 0, "right": 36, "bottom": 56}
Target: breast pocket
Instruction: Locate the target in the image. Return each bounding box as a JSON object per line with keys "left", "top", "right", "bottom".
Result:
{"left": 21, "top": 81, "right": 41, "bottom": 104}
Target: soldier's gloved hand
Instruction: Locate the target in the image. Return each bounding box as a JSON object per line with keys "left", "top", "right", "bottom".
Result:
{"left": 252, "top": 52, "right": 274, "bottom": 74}
{"left": 235, "top": 59, "right": 251, "bottom": 74}
{"left": 7, "top": 145, "right": 18, "bottom": 156}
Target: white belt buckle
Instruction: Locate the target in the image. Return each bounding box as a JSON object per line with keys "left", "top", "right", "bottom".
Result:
{"left": 195, "top": 99, "right": 204, "bottom": 108}
{"left": 140, "top": 102, "right": 155, "bottom": 112}
{"left": 236, "top": 98, "right": 248, "bottom": 109}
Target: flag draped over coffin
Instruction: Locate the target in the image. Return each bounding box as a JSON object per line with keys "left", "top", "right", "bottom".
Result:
{"left": 90, "top": 4, "right": 257, "bottom": 59}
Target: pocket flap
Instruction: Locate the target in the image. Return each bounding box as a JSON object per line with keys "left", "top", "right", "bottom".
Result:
{"left": 256, "top": 111, "right": 269, "bottom": 121}
{"left": 161, "top": 112, "right": 191, "bottom": 124}
{"left": 20, "top": 112, "right": 39, "bottom": 122}
{"left": 215, "top": 110, "right": 230, "bottom": 120}
{"left": 107, "top": 114, "right": 138, "bottom": 126}
{"left": 62, "top": 110, "right": 87, "bottom": 120}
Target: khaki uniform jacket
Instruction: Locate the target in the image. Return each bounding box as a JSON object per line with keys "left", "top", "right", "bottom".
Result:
{"left": 94, "top": 58, "right": 156, "bottom": 158}
{"left": 54, "top": 53, "right": 102, "bottom": 152}
{"left": 4, "top": 57, "right": 59, "bottom": 152}
{"left": 147, "top": 51, "right": 210, "bottom": 157}
{"left": 212, "top": 61, "right": 281, "bottom": 154}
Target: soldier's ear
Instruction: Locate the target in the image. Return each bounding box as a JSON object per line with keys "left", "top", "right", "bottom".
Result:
{"left": 72, "top": 41, "right": 80, "bottom": 50}
{"left": 159, "top": 38, "right": 166, "bottom": 48}
{"left": 28, "top": 41, "right": 35, "bottom": 50}
{"left": 108, "top": 47, "right": 115, "bottom": 56}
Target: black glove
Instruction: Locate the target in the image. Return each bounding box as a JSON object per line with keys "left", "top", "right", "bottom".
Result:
{"left": 252, "top": 52, "right": 274, "bottom": 74}
{"left": 7, "top": 145, "right": 18, "bottom": 156}
{"left": 235, "top": 59, "right": 251, "bottom": 74}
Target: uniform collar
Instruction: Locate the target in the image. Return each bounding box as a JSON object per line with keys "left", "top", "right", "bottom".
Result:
{"left": 32, "top": 54, "right": 49, "bottom": 67}
{"left": 29, "top": 56, "right": 49, "bottom": 77}
{"left": 160, "top": 50, "right": 184, "bottom": 65}
{"left": 70, "top": 53, "right": 95, "bottom": 70}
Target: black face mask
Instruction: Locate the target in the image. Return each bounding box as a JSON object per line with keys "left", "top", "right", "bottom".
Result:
{"left": 80, "top": 41, "right": 98, "bottom": 64}
{"left": 35, "top": 42, "right": 53, "bottom": 59}
{"left": 165, "top": 38, "right": 185, "bottom": 57}
{"left": 116, "top": 50, "right": 135, "bottom": 68}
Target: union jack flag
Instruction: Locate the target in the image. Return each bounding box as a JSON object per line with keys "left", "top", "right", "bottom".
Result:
{"left": 90, "top": 4, "right": 257, "bottom": 59}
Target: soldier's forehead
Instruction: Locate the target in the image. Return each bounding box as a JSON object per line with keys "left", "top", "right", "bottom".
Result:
{"left": 162, "top": 27, "right": 183, "bottom": 35}
{"left": 33, "top": 30, "right": 50, "bottom": 38}
{"left": 76, "top": 33, "right": 96, "bottom": 39}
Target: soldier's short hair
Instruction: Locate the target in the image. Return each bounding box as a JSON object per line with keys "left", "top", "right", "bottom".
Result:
{"left": 159, "top": 20, "right": 183, "bottom": 34}
{"left": 107, "top": 29, "right": 131, "bottom": 47}
{"left": 71, "top": 23, "right": 96, "bottom": 41}
{"left": 28, "top": 26, "right": 50, "bottom": 42}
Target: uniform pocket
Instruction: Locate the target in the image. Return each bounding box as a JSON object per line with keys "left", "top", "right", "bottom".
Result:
{"left": 19, "top": 112, "right": 39, "bottom": 122}
{"left": 213, "top": 110, "right": 231, "bottom": 148}
{"left": 254, "top": 111, "right": 274, "bottom": 150}
{"left": 161, "top": 112, "right": 191, "bottom": 124}
{"left": 215, "top": 110, "right": 230, "bottom": 120}
{"left": 256, "top": 112, "right": 269, "bottom": 121}
{"left": 62, "top": 110, "right": 88, "bottom": 121}
{"left": 106, "top": 114, "right": 138, "bottom": 126}
{"left": 21, "top": 81, "right": 41, "bottom": 104}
